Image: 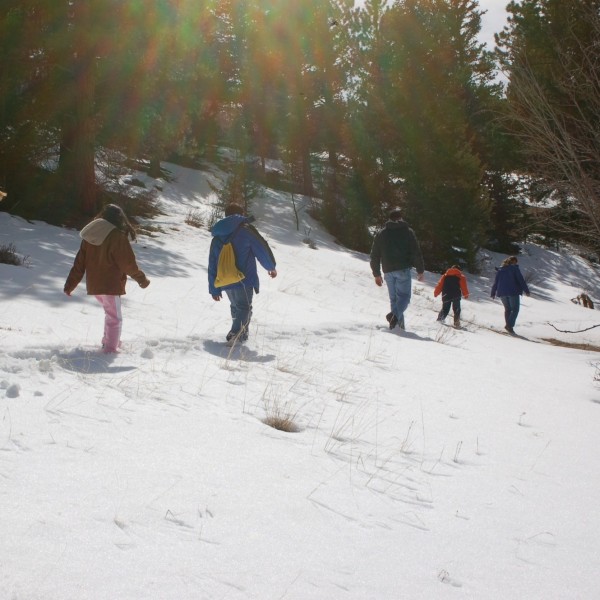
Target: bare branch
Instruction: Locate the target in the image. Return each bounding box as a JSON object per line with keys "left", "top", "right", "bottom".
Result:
{"left": 506, "top": 5, "right": 600, "bottom": 251}
{"left": 547, "top": 322, "right": 600, "bottom": 334}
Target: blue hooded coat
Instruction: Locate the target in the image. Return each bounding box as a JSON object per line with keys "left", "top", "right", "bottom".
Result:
{"left": 208, "top": 214, "right": 276, "bottom": 297}
{"left": 491, "top": 264, "right": 530, "bottom": 298}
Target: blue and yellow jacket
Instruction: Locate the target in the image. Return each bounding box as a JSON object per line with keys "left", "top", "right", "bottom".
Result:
{"left": 208, "top": 214, "right": 276, "bottom": 296}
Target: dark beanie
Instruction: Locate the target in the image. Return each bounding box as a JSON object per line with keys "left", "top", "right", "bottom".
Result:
{"left": 225, "top": 203, "right": 245, "bottom": 217}
{"left": 389, "top": 207, "right": 402, "bottom": 221}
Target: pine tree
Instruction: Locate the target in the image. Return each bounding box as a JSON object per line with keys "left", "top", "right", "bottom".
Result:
{"left": 1, "top": 1, "right": 101, "bottom": 216}
{"left": 374, "top": 0, "right": 496, "bottom": 269}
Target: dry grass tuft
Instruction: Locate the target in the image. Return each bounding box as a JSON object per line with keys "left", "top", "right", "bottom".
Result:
{"left": 262, "top": 393, "right": 301, "bottom": 433}
{"left": 263, "top": 414, "right": 301, "bottom": 433}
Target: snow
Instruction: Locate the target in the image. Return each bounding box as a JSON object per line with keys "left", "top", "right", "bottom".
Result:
{"left": 1, "top": 162, "right": 600, "bottom": 599}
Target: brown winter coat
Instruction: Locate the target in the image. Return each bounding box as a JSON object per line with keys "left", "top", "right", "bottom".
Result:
{"left": 64, "top": 219, "right": 148, "bottom": 295}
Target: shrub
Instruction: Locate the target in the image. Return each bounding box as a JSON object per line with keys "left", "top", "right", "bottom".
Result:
{"left": 206, "top": 206, "right": 222, "bottom": 231}
{"left": 302, "top": 227, "right": 317, "bottom": 250}
{"left": 185, "top": 209, "right": 204, "bottom": 228}
{"left": 523, "top": 269, "right": 542, "bottom": 287}
{"left": 0, "top": 243, "right": 29, "bottom": 267}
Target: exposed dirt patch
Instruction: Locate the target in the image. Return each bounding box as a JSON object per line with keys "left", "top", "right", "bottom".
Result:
{"left": 543, "top": 338, "right": 600, "bottom": 352}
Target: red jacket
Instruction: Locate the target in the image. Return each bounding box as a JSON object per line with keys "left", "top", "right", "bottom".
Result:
{"left": 434, "top": 267, "right": 469, "bottom": 300}
{"left": 64, "top": 219, "right": 148, "bottom": 295}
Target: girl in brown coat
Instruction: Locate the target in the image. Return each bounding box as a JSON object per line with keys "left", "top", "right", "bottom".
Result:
{"left": 64, "top": 204, "right": 150, "bottom": 352}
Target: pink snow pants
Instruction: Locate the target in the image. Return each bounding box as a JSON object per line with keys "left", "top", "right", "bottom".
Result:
{"left": 95, "top": 295, "right": 122, "bottom": 353}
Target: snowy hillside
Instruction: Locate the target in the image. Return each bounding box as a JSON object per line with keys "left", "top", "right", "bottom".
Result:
{"left": 1, "top": 162, "right": 600, "bottom": 599}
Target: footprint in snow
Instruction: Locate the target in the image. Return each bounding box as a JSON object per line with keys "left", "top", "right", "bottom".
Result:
{"left": 3, "top": 382, "right": 20, "bottom": 398}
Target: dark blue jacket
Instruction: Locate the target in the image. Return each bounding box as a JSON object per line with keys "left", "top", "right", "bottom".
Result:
{"left": 208, "top": 215, "right": 276, "bottom": 296}
{"left": 491, "top": 264, "right": 530, "bottom": 298}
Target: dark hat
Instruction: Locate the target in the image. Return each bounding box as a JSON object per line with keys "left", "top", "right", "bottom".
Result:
{"left": 389, "top": 207, "right": 403, "bottom": 220}
{"left": 102, "top": 204, "right": 124, "bottom": 219}
{"left": 225, "top": 203, "right": 245, "bottom": 217}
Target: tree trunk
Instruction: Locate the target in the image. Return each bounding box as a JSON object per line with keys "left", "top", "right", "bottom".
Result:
{"left": 57, "top": 0, "right": 96, "bottom": 215}
{"left": 301, "top": 144, "right": 313, "bottom": 198}
{"left": 148, "top": 155, "right": 162, "bottom": 178}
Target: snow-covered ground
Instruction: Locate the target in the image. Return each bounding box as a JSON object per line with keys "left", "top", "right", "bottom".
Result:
{"left": 1, "top": 162, "right": 599, "bottom": 599}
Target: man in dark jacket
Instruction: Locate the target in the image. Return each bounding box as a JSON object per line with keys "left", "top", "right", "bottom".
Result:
{"left": 209, "top": 204, "right": 277, "bottom": 344}
{"left": 370, "top": 207, "right": 424, "bottom": 330}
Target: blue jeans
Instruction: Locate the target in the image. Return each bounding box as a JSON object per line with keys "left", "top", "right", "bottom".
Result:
{"left": 226, "top": 285, "right": 254, "bottom": 336}
{"left": 384, "top": 269, "right": 412, "bottom": 324}
{"left": 500, "top": 295, "right": 520, "bottom": 328}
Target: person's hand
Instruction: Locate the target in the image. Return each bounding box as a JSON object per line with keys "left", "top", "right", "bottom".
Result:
{"left": 374, "top": 276, "right": 383, "bottom": 287}
{"left": 140, "top": 277, "right": 150, "bottom": 289}
{"left": 64, "top": 290, "right": 72, "bottom": 297}
{"left": 268, "top": 269, "right": 277, "bottom": 278}
{"left": 464, "top": 294, "right": 469, "bottom": 300}
{"left": 491, "top": 294, "right": 496, "bottom": 300}
{"left": 417, "top": 272, "right": 424, "bottom": 282}
{"left": 525, "top": 292, "right": 530, "bottom": 297}
{"left": 212, "top": 294, "right": 222, "bottom": 301}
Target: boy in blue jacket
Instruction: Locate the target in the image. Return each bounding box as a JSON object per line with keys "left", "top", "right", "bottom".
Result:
{"left": 491, "top": 256, "right": 530, "bottom": 334}
{"left": 208, "top": 204, "right": 277, "bottom": 344}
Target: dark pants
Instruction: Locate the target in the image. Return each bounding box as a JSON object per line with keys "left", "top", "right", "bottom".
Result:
{"left": 438, "top": 297, "right": 461, "bottom": 320}
{"left": 225, "top": 285, "right": 254, "bottom": 337}
{"left": 500, "top": 295, "right": 520, "bottom": 328}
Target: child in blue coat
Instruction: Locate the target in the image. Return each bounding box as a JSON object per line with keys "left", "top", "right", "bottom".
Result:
{"left": 208, "top": 204, "right": 277, "bottom": 344}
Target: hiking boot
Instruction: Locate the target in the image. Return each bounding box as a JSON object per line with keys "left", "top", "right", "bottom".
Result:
{"left": 226, "top": 332, "right": 244, "bottom": 347}
{"left": 454, "top": 316, "right": 461, "bottom": 328}
{"left": 386, "top": 312, "right": 398, "bottom": 329}
{"left": 504, "top": 325, "right": 515, "bottom": 335}
{"left": 437, "top": 314, "right": 446, "bottom": 323}
{"left": 226, "top": 327, "right": 248, "bottom": 345}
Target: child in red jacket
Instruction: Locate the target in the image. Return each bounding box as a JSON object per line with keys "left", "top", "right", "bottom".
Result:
{"left": 433, "top": 265, "right": 469, "bottom": 327}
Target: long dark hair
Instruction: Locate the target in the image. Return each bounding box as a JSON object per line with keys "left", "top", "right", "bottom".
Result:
{"left": 97, "top": 204, "right": 137, "bottom": 241}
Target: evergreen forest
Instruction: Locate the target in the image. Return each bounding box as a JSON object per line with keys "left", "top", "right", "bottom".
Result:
{"left": 1, "top": 0, "right": 599, "bottom": 269}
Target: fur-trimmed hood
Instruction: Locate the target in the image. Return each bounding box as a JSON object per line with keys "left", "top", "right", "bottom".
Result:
{"left": 80, "top": 219, "right": 116, "bottom": 246}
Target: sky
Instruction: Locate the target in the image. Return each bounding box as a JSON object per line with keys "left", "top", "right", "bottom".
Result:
{"left": 353, "top": 0, "right": 510, "bottom": 49}
{"left": 1, "top": 155, "right": 600, "bottom": 599}
{"left": 478, "top": 0, "right": 510, "bottom": 48}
